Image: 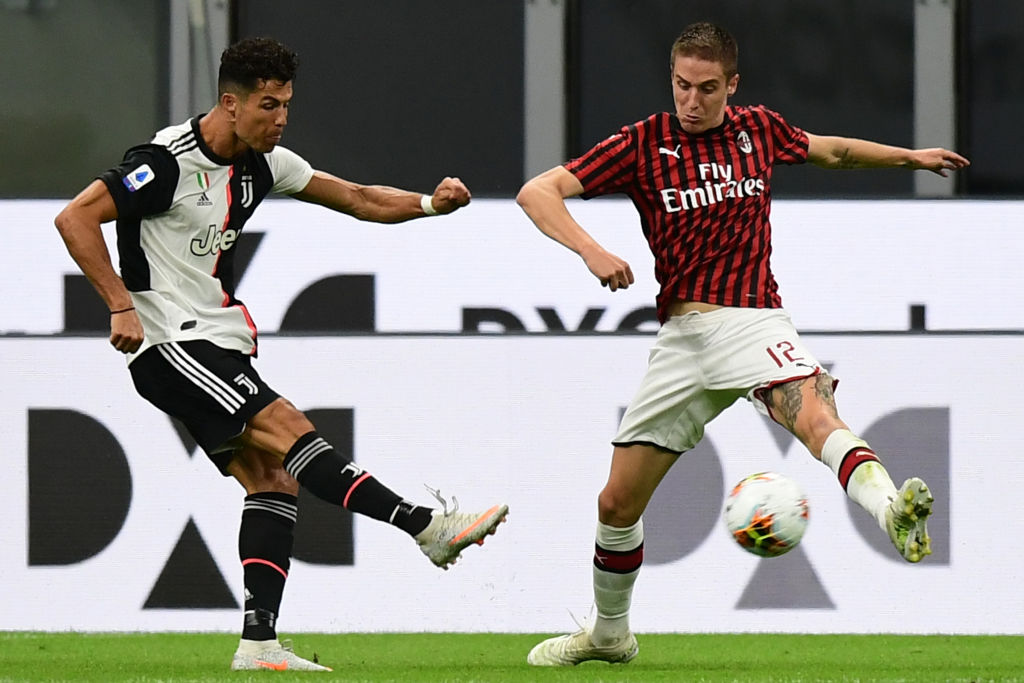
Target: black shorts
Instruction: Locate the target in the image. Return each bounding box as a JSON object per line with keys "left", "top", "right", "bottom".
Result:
{"left": 129, "top": 340, "right": 280, "bottom": 474}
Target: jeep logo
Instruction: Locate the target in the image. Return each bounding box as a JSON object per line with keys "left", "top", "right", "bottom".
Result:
{"left": 190, "top": 224, "right": 239, "bottom": 256}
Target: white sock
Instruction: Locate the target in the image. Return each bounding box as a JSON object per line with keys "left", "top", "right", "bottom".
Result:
{"left": 820, "top": 429, "right": 897, "bottom": 530}
{"left": 591, "top": 519, "right": 643, "bottom": 646}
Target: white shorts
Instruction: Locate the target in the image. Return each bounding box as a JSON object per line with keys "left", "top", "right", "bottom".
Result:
{"left": 613, "top": 307, "right": 825, "bottom": 453}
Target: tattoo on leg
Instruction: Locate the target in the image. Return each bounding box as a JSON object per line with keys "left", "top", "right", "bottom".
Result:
{"left": 772, "top": 381, "right": 804, "bottom": 432}
{"left": 814, "top": 374, "right": 840, "bottom": 419}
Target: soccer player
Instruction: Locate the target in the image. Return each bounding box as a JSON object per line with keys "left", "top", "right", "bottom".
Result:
{"left": 517, "top": 22, "right": 968, "bottom": 666}
{"left": 54, "top": 37, "right": 508, "bottom": 672}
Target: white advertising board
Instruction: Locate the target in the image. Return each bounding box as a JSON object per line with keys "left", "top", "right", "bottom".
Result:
{"left": 2, "top": 198, "right": 1023, "bottom": 334}
{"left": 1, "top": 335, "right": 1021, "bottom": 634}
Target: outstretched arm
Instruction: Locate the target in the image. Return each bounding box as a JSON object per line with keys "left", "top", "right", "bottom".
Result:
{"left": 291, "top": 171, "right": 471, "bottom": 223}
{"left": 516, "top": 165, "right": 634, "bottom": 291}
{"left": 806, "top": 133, "right": 970, "bottom": 177}
{"left": 54, "top": 181, "right": 144, "bottom": 353}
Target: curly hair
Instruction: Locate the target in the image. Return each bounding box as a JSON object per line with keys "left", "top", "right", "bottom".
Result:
{"left": 670, "top": 22, "right": 738, "bottom": 78}
{"left": 218, "top": 37, "right": 299, "bottom": 95}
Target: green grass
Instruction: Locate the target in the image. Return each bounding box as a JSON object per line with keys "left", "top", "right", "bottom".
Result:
{"left": 1, "top": 632, "right": 1021, "bottom": 682}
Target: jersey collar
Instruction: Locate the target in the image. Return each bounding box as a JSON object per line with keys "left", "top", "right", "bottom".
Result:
{"left": 191, "top": 114, "right": 242, "bottom": 166}
{"left": 670, "top": 108, "right": 732, "bottom": 137}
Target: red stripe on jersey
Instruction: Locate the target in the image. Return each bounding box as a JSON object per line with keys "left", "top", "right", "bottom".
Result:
{"left": 211, "top": 166, "right": 234, "bottom": 280}
{"left": 569, "top": 129, "right": 637, "bottom": 193}
{"left": 238, "top": 303, "right": 258, "bottom": 352}
{"left": 838, "top": 448, "right": 880, "bottom": 491}
{"left": 209, "top": 167, "right": 259, "bottom": 353}
{"left": 565, "top": 106, "right": 808, "bottom": 322}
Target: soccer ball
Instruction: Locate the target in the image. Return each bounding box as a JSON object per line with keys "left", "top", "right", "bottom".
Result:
{"left": 723, "top": 471, "right": 809, "bottom": 558}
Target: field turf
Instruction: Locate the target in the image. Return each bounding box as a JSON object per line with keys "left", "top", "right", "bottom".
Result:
{"left": 1, "top": 632, "right": 1020, "bottom": 682}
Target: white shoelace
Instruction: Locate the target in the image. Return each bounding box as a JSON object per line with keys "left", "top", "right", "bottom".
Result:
{"left": 568, "top": 606, "right": 591, "bottom": 634}
{"left": 424, "top": 484, "right": 459, "bottom": 516}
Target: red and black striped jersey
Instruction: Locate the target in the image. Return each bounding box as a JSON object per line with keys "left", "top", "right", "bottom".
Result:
{"left": 565, "top": 105, "right": 808, "bottom": 322}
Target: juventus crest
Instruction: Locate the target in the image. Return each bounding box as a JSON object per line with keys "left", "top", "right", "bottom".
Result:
{"left": 240, "top": 174, "right": 254, "bottom": 208}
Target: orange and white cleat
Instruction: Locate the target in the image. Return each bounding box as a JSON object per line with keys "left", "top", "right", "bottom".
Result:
{"left": 230, "top": 639, "right": 332, "bottom": 672}
{"left": 414, "top": 486, "right": 508, "bottom": 569}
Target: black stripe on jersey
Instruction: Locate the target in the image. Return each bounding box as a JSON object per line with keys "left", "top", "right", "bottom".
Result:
{"left": 648, "top": 115, "right": 676, "bottom": 241}
{"left": 724, "top": 111, "right": 765, "bottom": 305}
{"left": 232, "top": 150, "right": 274, "bottom": 221}
{"left": 723, "top": 119, "right": 752, "bottom": 305}
{"left": 677, "top": 120, "right": 713, "bottom": 303}
{"left": 720, "top": 115, "right": 760, "bottom": 306}
{"left": 100, "top": 144, "right": 180, "bottom": 291}
{"left": 635, "top": 116, "right": 667, "bottom": 297}
{"left": 744, "top": 109, "right": 782, "bottom": 307}
{"left": 703, "top": 127, "right": 739, "bottom": 306}
{"left": 633, "top": 115, "right": 678, "bottom": 301}
{"left": 213, "top": 151, "right": 275, "bottom": 299}
{"left": 101, "top": 144, "right": 180, "bottom": 220}
{"left": 760, "top": 107, "right": 808, "bottom": 164}
{"left": 722, "top": 112, "right": 763, "bottom": 306}
{"left": 116, "top": 217, "right": 150, "bottom": 291}
{"left": 571, "top": 126, "right": 636, "bottom": 195}
{"left": 749, "top": 109, "right": 774, "bottom": 175}
{"left": 167, "top": 131, "right": 198, "bottom": 156}
{"left": 166, "top": 123, "right": 198, "bottom": 156}
{"left": 634, "top": 117, "right": 665, "bottom": 246}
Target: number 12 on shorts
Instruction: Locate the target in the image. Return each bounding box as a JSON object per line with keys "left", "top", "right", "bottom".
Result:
{"left": 765, "top": 340, "right": 804, "bottom": 368}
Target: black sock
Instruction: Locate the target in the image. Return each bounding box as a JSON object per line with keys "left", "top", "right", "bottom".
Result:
{"left": 239, "top": 492, "right": 296, "bottom": 642}
{"left": 283, "top": 431, "right": 433, "bottom": 536}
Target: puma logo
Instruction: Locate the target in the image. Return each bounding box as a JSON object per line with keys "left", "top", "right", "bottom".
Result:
{"left": 658, "top": 144, "right": 681, "bottom": 159}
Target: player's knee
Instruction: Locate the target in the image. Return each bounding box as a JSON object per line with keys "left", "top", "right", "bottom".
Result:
{"left": 597, "top": 486, "right": 642, "bottom": 527}
{"left": 253, "top": 397, "right": 316, "bottom": 440}
{"left": 229, "top": 447, "right": 300, "bottom": 495}
{"left": 275, "top": 398, "right": 314, "bottom": 429}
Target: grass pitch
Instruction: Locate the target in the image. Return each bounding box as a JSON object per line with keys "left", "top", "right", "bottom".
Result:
{"left": 1, "top": 631, "right": 1020, "bottom": 682}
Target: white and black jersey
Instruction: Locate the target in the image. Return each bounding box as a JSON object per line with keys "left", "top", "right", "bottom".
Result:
{"left": 100, "top": 115, "right": 314, "bottom": 362}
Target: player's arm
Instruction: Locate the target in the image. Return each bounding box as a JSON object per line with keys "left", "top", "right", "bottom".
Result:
{"left": 291, "top": 171, "right": 471, "bottom": 223}
{"left": 516, "top": 165, "right": 634, "bottom": 291}
{"left": 54, "top": 180, "right": 144, "bottom": 353}
{"left": 805, "top": 133, "right": 970, "bottom": 177}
